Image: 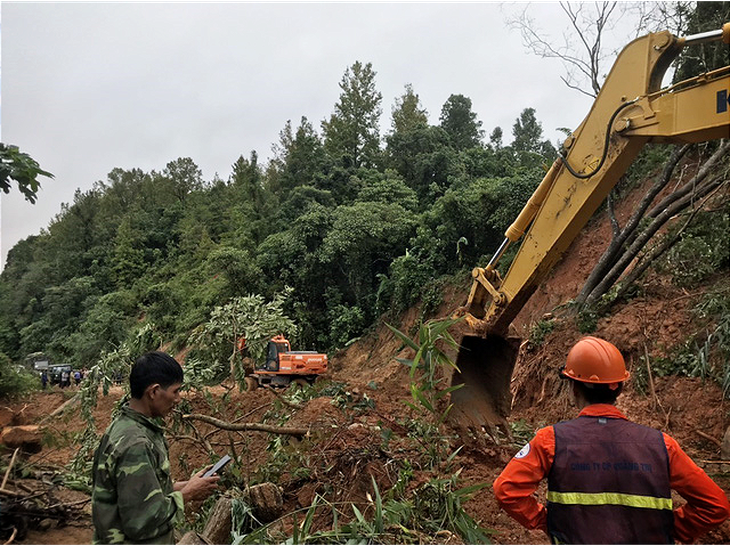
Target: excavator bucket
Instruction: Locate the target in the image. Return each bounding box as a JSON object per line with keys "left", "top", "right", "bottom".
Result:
{"left": 449, "top": 334, "right": 520, "bottom": 438}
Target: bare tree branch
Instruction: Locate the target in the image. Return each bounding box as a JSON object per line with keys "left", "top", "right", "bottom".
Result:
{"left": 182, "top": 413, "right": 308, "bottom": 438}
{"left": 585, "top": 172, "right": 727, "bottom": 306}
{"left": 611, "top": 182, "right": 728, "bottom": 306}
{"left": 575, "top": 143, "right": 692, "bottom": 308}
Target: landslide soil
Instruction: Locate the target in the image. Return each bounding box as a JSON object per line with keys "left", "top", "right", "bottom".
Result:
{"left": 3, "top": 169, "right": 730, "bottom": 544}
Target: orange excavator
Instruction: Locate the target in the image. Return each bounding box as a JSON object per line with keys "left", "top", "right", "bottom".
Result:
{"left": 451, "top": 23, "right": 730, "bottom": 435}
{"left": 243, "top": 335, "right": 328, "bottom": 390}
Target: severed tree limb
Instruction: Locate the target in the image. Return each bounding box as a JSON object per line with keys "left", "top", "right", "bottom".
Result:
{"left": 1, "top": 448, "right": 19, "bottom": 490}
{"left": 182, "top": 414, "right": 308, "bottom": 438}
{"left": 697, "top": 430, "right": 722, "bottom": 448}
{"left": 606, "top": 188, "right": 621, "bottom": 239}
{"left": 3, "top": 526, "right": 17, "bottom": 545}
{"left": 643, "top": 142, "right": 729, "bottom": 222}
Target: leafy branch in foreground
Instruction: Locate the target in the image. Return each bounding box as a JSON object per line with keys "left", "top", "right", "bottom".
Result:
{"left": 0, "top": 143, "right": 54, "bottom": 203}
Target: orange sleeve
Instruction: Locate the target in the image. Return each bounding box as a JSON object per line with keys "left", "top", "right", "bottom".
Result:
{"left": 664, "top": 433, "right": 730, "bottom": 543}
{"left": 493, "top": 426, "right": 554, "bottom": 533}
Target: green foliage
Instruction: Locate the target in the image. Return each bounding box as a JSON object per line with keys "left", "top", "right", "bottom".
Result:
{"left": 390, "top": 84, "right": 428, "bottom": 134}
{"left": 384, "top": 251, "right": 438, "bottom": 316}
{"left": 529, "top": 318, "right": 555, "bottom": 346}
{"left": 576, "top": 308, "right": 599, "bottom": 333}
{"left": 0, "top": 351, "right": 39, "bottom": 398}
{"left": 439, "top": 94, "right": 484, "bottom": 150}
{"left": 634, "top": 284, "right": 730, "bottom": 398}
{"left": 187, "top": 290, "right": 298, "bottom": 387}
{"left": 620, "top": 144, "right": 673, "bottom": 194}
{"left": 689, "top": 284, "right": 730, "bottom": 397}
{"left": 328, "top": 304, "right": 366, "bottom": 347}
{"left": 0, "top": 143, "right": 54, "bottom": 203}
{"left": 322, "top": 61, "right": 383, "bottom": 170}
{"left": 234, "top": 473, "right": 491, "bottom": 545}
{"left": 387, "top": 317, "right": 463, "bottom": 466}
{"left": 659, "top": 210, "right": 730, "bottom": 287}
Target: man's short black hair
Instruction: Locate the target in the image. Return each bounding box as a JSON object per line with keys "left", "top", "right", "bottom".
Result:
{"left": 572, "top": 379, "right": 623, "bottom": 405}
{"left": 130, "top": 351, "right": 184, "bottom": 399}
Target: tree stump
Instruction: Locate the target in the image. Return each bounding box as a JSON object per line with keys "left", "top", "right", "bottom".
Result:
{"left": 202, "top": 496, "right": 233, "bottom": 545}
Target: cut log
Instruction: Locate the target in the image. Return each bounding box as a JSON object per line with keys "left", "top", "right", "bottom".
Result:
{"left": 242, "top": 482, "right": 284, "bottom": 523}
{"left": 40, "top": 395, "right": 80, "bottom": 424}
{"left": 202, "top": 496, "right": 233, "bottom": 544}
{"left": 191, "top": 483, "right": 284, "bottom": 544}
{"left": 1, "top": 426, "right": 42, "bottom": 453}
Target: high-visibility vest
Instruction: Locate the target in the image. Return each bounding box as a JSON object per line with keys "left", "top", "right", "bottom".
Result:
{"left": 547, "top": 416, "right": 674, "bottom": 544}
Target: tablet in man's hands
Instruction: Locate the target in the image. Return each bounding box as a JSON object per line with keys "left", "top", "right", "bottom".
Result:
{"left": 203, "top": 455, "right": 231, "bottom": 478}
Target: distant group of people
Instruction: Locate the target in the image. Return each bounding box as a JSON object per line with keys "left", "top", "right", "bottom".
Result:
{"left": 39, "top": 368, "right": 86, "bottom": 389}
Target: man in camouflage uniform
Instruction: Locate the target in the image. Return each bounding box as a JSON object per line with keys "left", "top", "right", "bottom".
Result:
{"left": 91, "top": 352, "right": 219, "bottom": 544}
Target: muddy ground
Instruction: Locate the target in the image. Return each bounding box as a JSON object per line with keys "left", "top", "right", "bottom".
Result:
{"left": 2, "top": 168, "right": 730, "bottom": 544}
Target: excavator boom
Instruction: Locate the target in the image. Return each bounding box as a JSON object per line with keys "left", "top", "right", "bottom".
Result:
{"left": 452, "top": 24, "right": 730, "bottom": 435}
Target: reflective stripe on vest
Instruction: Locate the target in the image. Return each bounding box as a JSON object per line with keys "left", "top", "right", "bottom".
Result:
{"left": 547, "top": 490, "right": 673, "bottom": 510}
{"left": 547, "top": 415, "right": 674, "bottom": 544}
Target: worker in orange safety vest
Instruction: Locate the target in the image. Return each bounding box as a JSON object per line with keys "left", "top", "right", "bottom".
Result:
{"left": 493, "top": 336, "right": 730, "bottom": 544}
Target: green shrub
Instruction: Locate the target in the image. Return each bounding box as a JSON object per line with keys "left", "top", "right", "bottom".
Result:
{"left": 0, "top": 353, "right": 39, "bottom": 398}
{"left": 529, "top": 319, "right": 555, "bottom": 346}
{"left": 660, "top": 210, "right": 729, "bottom": 287}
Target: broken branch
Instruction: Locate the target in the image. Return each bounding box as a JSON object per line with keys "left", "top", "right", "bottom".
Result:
{"left": 182, "top": 414, "right": 308, "bottom": 438}
{"left": 696, "top": 430, "right": 722, "bottom": 447}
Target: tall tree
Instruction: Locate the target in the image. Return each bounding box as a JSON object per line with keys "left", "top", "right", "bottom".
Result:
{"left": 390, "top": 84, "right": 429, "bottom": 134}
{"left": 322, "top": 61, "right": 383, "bottom": 169}
{"left": 164, "top": 157, "right": 203, "bottom": 203}
{"left": 271, "top": 117, "right": 326, "bottom": 194}
{"left": 231, "top": 151, "right": 262, "bottom": 205}
{"left": 511, "top": 108, "right": 557, "bottom": 158}
{"left": 439, "top": 94, "right": 484, "bottom": 150}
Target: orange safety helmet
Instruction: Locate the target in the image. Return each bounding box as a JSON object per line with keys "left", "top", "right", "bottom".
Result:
{"left": 562, "top": 336, "right": 629, "bottom": 388}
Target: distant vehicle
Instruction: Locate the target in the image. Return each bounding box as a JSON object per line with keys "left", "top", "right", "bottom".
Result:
{"left": 25, "top": 352, "right": 50, "bottom": 372}
{"left": 49, "top": 364, "right": 72, "bottom": 386}
{"left": 243, "top": 335, "right": 327, "bottom": 390}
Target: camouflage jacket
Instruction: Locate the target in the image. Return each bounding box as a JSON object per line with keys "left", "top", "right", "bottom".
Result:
{"left": 91, "top": 404, "right": 183, "bottom": 544}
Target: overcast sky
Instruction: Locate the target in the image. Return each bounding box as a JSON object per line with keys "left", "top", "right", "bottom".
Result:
{"left": 1, "top": 2, "right": 646, "bottom": 269}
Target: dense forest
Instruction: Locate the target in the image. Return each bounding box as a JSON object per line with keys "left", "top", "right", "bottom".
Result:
{"left": 1, "top": 1, "right": 728, "bottom": 394}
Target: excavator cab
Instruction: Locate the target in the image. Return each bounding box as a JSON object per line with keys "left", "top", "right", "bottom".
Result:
{"left": 262, "top": 336, "right": 291, "bottom": 371}
{"left": 450, "top": 23, "right": 730, "bottom": 436}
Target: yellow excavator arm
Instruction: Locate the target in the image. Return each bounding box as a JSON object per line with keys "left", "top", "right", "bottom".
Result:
{"left": 452, "top": 24, "right": 730, "bottom": 435}
{"left": 463, "top": 23, "right": 730, "bottom": 336}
